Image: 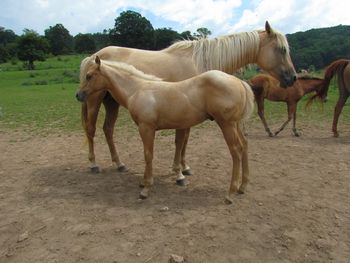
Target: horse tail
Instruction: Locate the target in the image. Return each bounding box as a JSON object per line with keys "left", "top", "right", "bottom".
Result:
{"left": 307, "top": 59, "right": 350, "bottom": 107}
{"left": 241, "top": 80, "right": 255, "bottom": 121}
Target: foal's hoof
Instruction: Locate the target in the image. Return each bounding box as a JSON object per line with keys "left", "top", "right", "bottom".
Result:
{"left": 268, "top": 132, "right": 274, "bottom": 137}
{"left": 176, "top": 179, "right": 187, "bottom": 186}
{"left": 182, "top": 169, "right": 192, "bottom": 176}
{"left": 117, "top": 164, "right": 128, "bottom": 173}
{"left": 237, "top": 189, "right": 245, "bottom": 194}
{"left": 90, "top": 166, "right": 100, "bottom": 173}
{"left": 333, "top": 132, "right": 339, "bottom": 138}
{"left": 139, "top": 189, "right": 149, "bottom": 199}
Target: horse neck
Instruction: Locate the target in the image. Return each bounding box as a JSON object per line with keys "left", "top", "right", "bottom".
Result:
{"left": 167, "top": 31, "right": 260, "bottom": 74}
{"left": 101, "top": 64, "right": 142, "bottom": 108}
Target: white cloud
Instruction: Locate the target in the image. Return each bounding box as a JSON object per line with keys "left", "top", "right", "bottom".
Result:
{"left": 1, "top": 0, "right": 350, "bottom": 36}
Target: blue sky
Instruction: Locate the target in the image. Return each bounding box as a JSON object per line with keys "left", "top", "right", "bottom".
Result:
{"left": 1, "top": 0, "right": 349, "bottom": 37}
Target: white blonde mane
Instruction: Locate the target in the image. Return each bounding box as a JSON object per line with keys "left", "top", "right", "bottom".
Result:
{"left": 165, "top": 28, "right": 290, "bottom": 74}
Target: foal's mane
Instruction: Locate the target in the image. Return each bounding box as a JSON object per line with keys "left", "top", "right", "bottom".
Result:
{"left": 164, "top": 28, "right": 289, "bottom": 74}
{"left": 101, "top": 60, "right": 162, "bottom": 81}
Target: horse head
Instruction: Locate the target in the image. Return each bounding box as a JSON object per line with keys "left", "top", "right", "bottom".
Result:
{"left": 76, "top": 56, "right": 104, "bottom": 102}
{"left": 256, "top": 21, "right": 297, "bottom": 88}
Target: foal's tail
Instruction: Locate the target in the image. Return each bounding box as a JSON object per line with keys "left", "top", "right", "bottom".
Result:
{"left": 241, "top": 81, "right": 255, "bottom": 121}
{"left": 307, "top": 59, "right": 350, "bottom": 107}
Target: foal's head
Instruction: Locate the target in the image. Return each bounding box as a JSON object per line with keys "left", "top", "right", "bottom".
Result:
{"left": 76, "top": 56, "right": 105, "bottom": 102}
{"left": 257, "top": 21, "right": 296, "bottom": 88}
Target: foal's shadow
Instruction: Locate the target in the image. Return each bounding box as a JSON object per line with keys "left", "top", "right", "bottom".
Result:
{"left": 27, "top": 163, "right": 224, "bottom": 210}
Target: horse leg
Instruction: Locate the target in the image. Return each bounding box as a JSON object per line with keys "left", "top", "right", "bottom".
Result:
{"left": 256, "top": 97, "right": 273, "bottom": 137}
{"left": 274, "top": 103, "right": 295, "bottom": 136}
{"left": 218, "top": 122, "right": 242, "bottom": 204}
{"left": 180, "top": 128, "right": 192, "bottom": 175}
{"left": 332, "top": 94, "right": 348, "bottom": 137}
{"left": 291, "top": 105, "right": 300, "bottom": 137}
{"left": 102, "top": 94, "right": 127, "bottom": 172}
{"left": 138, "top": 124, "right": 155, "bottom": 199}
{"left": 236, "top": 124, "right": 249, "bottom": 194}
{"left": 172, "top": 129, "right": 187, "bottom": 186}
{"left": 83, "top": 99, "right": 103, "bottom": 173}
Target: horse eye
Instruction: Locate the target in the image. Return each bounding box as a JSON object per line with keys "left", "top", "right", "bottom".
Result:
{"left": 86, "top": 74, "right": 92, "bottom": 81}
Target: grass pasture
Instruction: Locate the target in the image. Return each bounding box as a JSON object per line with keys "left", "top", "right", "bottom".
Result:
{"left": 0, "top": 55, "right": 349, "bottom": 135}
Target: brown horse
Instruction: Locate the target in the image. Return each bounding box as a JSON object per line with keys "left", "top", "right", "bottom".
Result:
{"left": 308, "top": 59, "right": 350, "bottom": 137}
{"left": 76, "top": 57, "right": 254, "bottom": 203}
{"left": 80, "top": 21, "right": 296, "bottom": 173}
{"left": 249, "top": 74, "right": 325, "bottom": 136}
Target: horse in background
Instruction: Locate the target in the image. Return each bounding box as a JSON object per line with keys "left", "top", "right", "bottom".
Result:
{"left": 307, "top": 59, "right": 350, "bottom": 137}
{"left": 80, "top": 21, "right": 296, "bottom": 174}
{"left": 77, "top": 57, "right": 254, "bottom": 204}
{"left": 249, "top": 74, "right": 326, "bottom": 136}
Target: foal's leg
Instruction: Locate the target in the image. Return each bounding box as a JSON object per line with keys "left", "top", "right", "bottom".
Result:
{"left": 256, "top": 97, "right": 273, "bottom": 137}
{"left": 102, "top": 94, "right": 127, "bottom": 172}
{"left": 218, "top": 122, "right": 242, "bottom": 204}
{"left": 274, "top": 103, "right": 295, "bottom": 136}
{"left": 172, "top": 129, "right": 188, "bottom": 185}
{"left": 138, "top": 124, "right": 156, "bottom": 199}
{"left": 236, "top": 124, "right": 249, "bottom": 194}
{"left": 180, "top": 128, "right": 192, "bottom": 175}
{"left": 291, "top": 106, "right": 300, "bottom": 137}
{"left": 332, "top": 94, "right": 349, "bottom": 137}
{"left": 84, "top": 93, "right": 104, "bottom": 173}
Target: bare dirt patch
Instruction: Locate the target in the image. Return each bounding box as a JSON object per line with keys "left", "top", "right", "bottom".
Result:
{"left": 1, "top": 121, "right": 349, "bottom": 262}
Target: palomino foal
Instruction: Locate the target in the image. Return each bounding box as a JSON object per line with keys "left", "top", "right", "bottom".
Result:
{"left": 76, "top": 56, "right": 254, "bottom": 204}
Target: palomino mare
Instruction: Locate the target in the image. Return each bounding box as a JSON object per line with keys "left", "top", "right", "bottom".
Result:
{"left": 80, "top": 21, "right": 296, "bottom": 173}
{"left": 307, "top": 59, "right": 350, "bottom": 137}
{"left": 249, "top": 74, "right": 326, "bottom": 136}
{"left": 76, "top": 57, "right": 254, "bottom": 204}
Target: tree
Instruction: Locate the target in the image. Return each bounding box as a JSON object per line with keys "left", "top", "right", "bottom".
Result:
{"left": 154, "top": 28, "right": 181, "bottom": 50}
{"left": 109, "top": 10, "right": 154, "bottom": 49}
{"left": 17, "top": 30, "right": 49, "bottom": 70}
{"left": 0, "top": 27, "right": 17, "bottom": 46}
{"left": 45, "top": 24, "right": 73, "bottom": 55}
{"left": 74, "top": 33, "right": 96, "bottom": 54}
{"left": 194, "top": 27, "right": 212, "bottom": 38}
{"left": 92, "top": 30, "right": 110, "bottom": 50}
{"left": 180, "top": 30, "right": 194, "bottom": 40}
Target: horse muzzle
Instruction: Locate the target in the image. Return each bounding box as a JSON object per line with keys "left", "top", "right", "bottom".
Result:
{"left": 76, "top": 91, "right": 87, "bottom": 102}
{"left": 280, "top": 73, "right": 297, "bottom": 88}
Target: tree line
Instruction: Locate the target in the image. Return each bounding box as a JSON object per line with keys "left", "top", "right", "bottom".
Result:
{"left": 0, "top": 10, "right": 211, "bottom": 69}
{"left": 1, "top": 10, "right": 349, "bottom": 70}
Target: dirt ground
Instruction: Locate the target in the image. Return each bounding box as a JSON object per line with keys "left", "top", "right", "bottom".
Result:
{"left": 0, "top": 120, "right": 350, "bottom": 263}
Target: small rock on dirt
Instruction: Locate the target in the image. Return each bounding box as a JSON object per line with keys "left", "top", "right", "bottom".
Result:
{"left": 17, "top": 231, "right": 29, "bottom": 242}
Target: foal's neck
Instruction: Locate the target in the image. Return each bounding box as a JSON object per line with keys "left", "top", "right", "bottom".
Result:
{"left": 101, "top": 64, "right": 143, "bottom": 108}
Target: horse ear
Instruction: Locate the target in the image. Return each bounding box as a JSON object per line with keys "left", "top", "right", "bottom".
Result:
{"left": 95, "top": 56, "right": 101, "bottom": 67}
{"left": 265, "top": 21, "right": 272, "bottom": 35}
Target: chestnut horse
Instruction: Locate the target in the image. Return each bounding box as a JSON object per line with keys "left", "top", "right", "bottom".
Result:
{"left": 80, "top": 21, "right": 296, "bottom": 173}
{"left": 249, "top": 74, "right": 325, "bottom": 136}
{"left": 76, "top": 57, "right": 254, "bottom": 203}
{"left": 308, "top": 59, "right": 350, "bottom": 137}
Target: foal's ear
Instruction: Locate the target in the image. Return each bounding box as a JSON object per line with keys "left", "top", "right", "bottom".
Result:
{"left": 265, "top": 21, "right": 273, "bottom": 35}
{"left": 95, "top": 56, "right": 101, "bottom": 67}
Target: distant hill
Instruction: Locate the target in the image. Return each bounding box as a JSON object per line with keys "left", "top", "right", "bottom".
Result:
{"left": 287, "top": 25, "right": 350, "bottom": 71}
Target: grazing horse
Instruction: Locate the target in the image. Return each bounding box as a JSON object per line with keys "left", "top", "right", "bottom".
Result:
{"left": 249, "top": 74, "right": 325, "bottom": 136}
{"left": 307, "top": 59, "right": 350, "bottom": 137}
{"left": 76, "top": 57, "right": 254, "bottom": 204}
{"left": 80, "top": 21, "right": 296, "bottom": 173}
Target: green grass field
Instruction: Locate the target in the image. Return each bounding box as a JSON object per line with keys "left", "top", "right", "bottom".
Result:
{"left": 0, "top": 55, "right": 348, "bottom": 134}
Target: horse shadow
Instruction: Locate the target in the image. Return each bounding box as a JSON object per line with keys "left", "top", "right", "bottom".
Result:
{"left": 27, "top": 163, "right": 229, "bottom": 210}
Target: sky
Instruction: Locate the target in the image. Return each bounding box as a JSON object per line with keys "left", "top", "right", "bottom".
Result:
{"left": 1, "top": 0, "right": 350, "bottom": 37}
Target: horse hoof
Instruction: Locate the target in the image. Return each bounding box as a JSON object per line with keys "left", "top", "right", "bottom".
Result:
{"left": 139, "top": 193, "right": 148, "bottom": 200}
{"left": 294, "top": 133, "right": 300, "bottom": 137}
{"left": 176, "top": 179, "right": 186, "bottom": 186}
{"left": 117, "top": 165, "right": 128, "bottom": 173}
{"left": 268, "top": 133, "right": 274, "bottom": 137}
{"left": 182, "top": 169, "right": 192, "bottom": 176}
{"left": 237, "top": 189, "right": 245, "bottom": 194}
{"left": 139, "top": 182, "right": 145, "bottom": 188}
{"left": 224, "top": 196, "right": 234, "bottom": 205}
{"left": 90, "top": 166, "right": 100, "bottom": 173}
{"left": 333, "top": 132, "right": 339, "bottom": 138}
